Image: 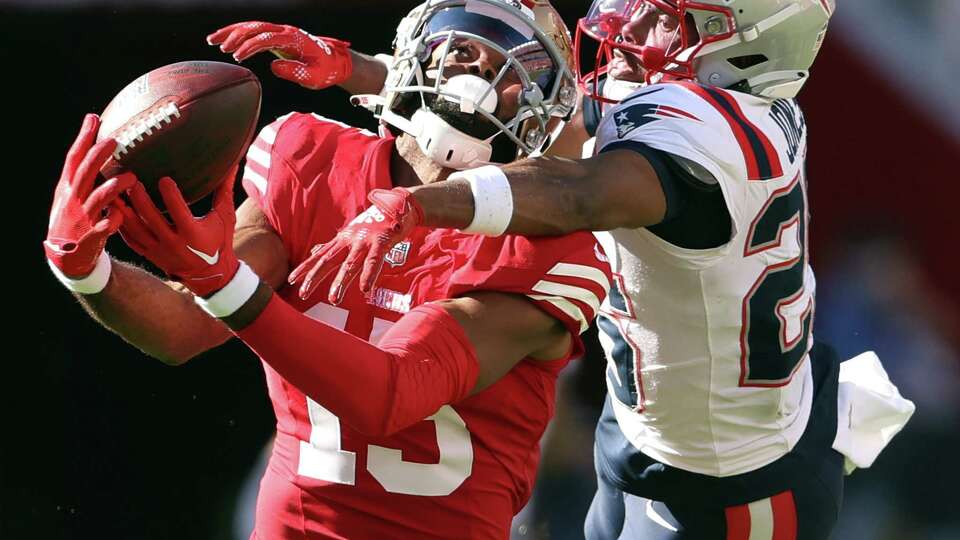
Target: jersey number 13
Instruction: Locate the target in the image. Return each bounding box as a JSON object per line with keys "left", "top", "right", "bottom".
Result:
{"left": 296, "top": 303, "right": 474, "bottom": 496}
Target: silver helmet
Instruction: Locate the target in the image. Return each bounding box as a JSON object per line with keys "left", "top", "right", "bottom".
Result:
{"left": 355, "top": 0, "right": 577, "bottom": 170}
{"left": 576, "top": 0, "right": 836, "bottom": 101}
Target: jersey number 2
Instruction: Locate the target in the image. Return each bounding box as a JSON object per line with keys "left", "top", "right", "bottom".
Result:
{"left": 296, "top": 303, "right": 474, "bottom": 496}
{"left": 740, "top": 172, "right": 814, "bottom": 386}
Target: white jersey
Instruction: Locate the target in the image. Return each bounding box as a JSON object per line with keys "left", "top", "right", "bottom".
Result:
{"left": 593, "top": 82, "right": 816, "bottom": 476}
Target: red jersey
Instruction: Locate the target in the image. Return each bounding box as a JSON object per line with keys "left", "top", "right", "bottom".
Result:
{"left": 241, "top": 113, "right": 611, "bottom": 539}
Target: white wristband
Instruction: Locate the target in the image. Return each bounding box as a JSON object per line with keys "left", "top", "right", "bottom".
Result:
{"left": 193, "top": 262, "right": 260, "bottom": 319}
{"left": 48, "top": 250, "right": 112, "bottom": 295}
{"left": 452, "top": 165, "right": 514, "bottom": 236}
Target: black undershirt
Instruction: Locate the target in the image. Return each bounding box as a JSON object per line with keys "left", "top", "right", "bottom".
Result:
{"left": 584, "top": 93, "right": 731, "bottom": 250}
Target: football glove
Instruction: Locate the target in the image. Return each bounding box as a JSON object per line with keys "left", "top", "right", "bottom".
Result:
{"left": 288, "top": 188, "right": 424, "bottom": 304}
{"left": 44, "top": 114, "right": 136, "bottom": 279}
{"left": 114, "top": 170, "right": 240, "bottom": 298}
{"left": 207, "top": 21, "right": 352, "bottom": 90}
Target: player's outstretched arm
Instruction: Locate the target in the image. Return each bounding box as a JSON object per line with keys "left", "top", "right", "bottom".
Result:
{"left": 222, "top": 283, "right": 569, "bottom": 437}
{"left": 413, "top": 150, "right": 668, "bottom": 234}
{"left": 44, "top": 115, "right": 289, "bottom": 365}
{"left": 115, "top": 178, "right": 577, "bottom": 436}
{"left": 288, "top": 151, "right": 666, "bottom": 303}
{"left": 207, "top": 21, "right": 388, "bottom": 96}
{"left": 77, "top": 197, "right": 288, "bottom": 365}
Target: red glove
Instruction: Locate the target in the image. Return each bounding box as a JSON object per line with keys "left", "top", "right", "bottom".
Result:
{"left": 44, "top": 114, "right": 136, "bottom": 278}
{"left": 288, "top": 188, "right": 424, "bottom": 304}
{"left": 113, "top": 170, "right": 240, "bottom": 298}
{"left": 207, "top": 21, "right": 352, "bottom": 90}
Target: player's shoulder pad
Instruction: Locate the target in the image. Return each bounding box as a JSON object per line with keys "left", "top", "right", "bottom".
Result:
{"left": 596, "top": 82, "right": 738, "bottom": 178}
{"left": 597, "top": 83, "right": 719, "bottom": 149}
{"left": 242, "top": 112, "right": 378, "bottom": 198}
{"left": 598, "top": 82, "right": 795, "bottom": 186}
{"left": 448, "top": 232, "right": 612, "bottom": 335}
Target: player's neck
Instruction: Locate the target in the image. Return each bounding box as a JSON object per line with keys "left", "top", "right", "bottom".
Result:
{"left": 391, "top": 134, "right": 453, "bottom": 188}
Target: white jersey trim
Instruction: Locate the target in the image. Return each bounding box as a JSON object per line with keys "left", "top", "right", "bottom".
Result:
{"left": 527, "top": 294, "right": 588, "bottom": 334}
{"left": 242, "top": 112, "right": 296, "bottom": 196}
{"left": 546, "top": 262, "right": 612, "bottom": 296}
{"left": 531, "top": 280, "right": 602, "bottom": 316}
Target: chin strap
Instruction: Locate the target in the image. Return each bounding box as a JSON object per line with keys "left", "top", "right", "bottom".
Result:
{"left": 409, "top": 109, "right": 493, "bottom": 170}
{"left": 353, "top": 73, "right": 503, "bottom": 170}
{"left": 353, "top": 96, "right": 495, "bottom": 171}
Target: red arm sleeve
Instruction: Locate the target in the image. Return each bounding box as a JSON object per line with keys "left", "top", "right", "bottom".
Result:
{"left": 235, "top": 294, "right": 479, "bottom": 437}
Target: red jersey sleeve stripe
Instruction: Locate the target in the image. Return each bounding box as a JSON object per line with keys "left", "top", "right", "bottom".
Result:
{"left": 678, "top": 82, "right": 783, "bottom": 181}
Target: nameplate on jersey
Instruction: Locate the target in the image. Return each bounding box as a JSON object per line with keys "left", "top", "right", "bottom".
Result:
{"left": 368, "top": 287, "right": 412, "bottom": 314}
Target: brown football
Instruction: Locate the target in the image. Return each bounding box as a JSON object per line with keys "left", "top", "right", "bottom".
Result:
{"left": 97, "top": 60, "right": 261, "bottom": 209}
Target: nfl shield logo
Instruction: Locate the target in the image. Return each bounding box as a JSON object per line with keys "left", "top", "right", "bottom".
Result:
{"left": 385, "top": 241, "right": 411, "bottom": 267}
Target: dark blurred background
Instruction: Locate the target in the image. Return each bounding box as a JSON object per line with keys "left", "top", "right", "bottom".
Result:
{"left": 3, "top": 0, "right": 958, "bottom": 538}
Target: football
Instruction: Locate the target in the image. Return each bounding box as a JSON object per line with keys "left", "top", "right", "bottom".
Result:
{"left": 97, "top": 60, "right": 261, "bottom": 209}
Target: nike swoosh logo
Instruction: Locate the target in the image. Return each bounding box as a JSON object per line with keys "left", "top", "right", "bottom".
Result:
{"left": 187, "top": 245, "right": 220, "bottom": 265}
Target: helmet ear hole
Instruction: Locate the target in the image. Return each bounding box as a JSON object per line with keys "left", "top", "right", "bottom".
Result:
{"left": 728, "top": 54, "right": 769, "bottom": 70}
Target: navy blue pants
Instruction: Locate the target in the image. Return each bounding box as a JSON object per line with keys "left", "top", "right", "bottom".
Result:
{"left": 585, "top": 342, "right": 844, "bottom": 540}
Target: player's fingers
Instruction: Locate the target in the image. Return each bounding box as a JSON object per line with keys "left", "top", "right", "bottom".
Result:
{"left": 72, "top": 138, "right": 117, "bottom": 201}
{"left": 63, "top": 114, "right": 100, "bottom": 183}
{"left": 82, "top": 172, "right": 136, "bottom": 218}
{"left": 92, "top": 207, "right": 124, "bottom": 236}
{"left": 158, "top": 177, "right": 196, "bottom": 233}
{"left": 118, "top": 224, "right": 150, "bottom": 256}
{"left": 328, "top": 245, "right": 366, "bottom": 305}
{"left": 233, "top": 32, "right": 296, "bottom": 62}
{"left": 206, "top": 22, "right": 250, "bottom": 46}
{"left": 358, "top": 253, "right": 385, "bottom": 295}
{"left": 270, "top": 60, "right": 315, "bottom": 86}
{"left": 127, "top": 181, "right": 177, "bottom": 243}
{"left": 219, "top": 22, "right": 286, "bottom": 54}
{"left": 118, "top": 226, "right": 151, "bottom": 256}
{"left": 289, "top": 241, "right": 341, "bottom": 283}
{"left": 113, "top": 199, "right": 158, "bottom": 253}
{"left": 287, "top": 247, "right": 323, "bottom": 285}
{"left": 213, "top": 167, "right": 238, "bottom": 212}
{"left": 298, "top": 243, "right": 347, "bottom": 299}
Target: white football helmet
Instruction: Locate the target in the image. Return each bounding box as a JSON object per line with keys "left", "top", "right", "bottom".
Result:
{"left": 576, "top": 0, "right": 836, "bottom": 101}
{"left": 353, "top": 0, "right": 577, "bottom": 170}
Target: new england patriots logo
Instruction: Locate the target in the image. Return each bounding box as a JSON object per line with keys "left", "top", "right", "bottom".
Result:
{"left": 613, "top": 103, "right": 701, "bottom": 139}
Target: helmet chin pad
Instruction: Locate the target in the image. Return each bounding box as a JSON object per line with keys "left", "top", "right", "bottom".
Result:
{"left": 411, "top": 108, "right": 493, "bottom": 170}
